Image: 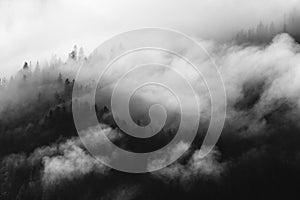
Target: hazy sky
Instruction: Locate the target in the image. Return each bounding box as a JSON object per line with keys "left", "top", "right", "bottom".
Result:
{"left": 0, "top": 0, "right": 299, "bottom": 77}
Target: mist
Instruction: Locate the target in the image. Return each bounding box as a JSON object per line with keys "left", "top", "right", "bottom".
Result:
{"left": 1, "top": 0, "right": 300, "bottom": 77}
{"left": 1, "top": 31, "right": 300, "bottom": 199}
{"left": 1, "top": 0, "right": 300, "bottom": 197}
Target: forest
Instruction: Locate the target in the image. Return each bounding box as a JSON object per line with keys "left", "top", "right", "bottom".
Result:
{"left": 1, "top": 8, "right": 300, "bottom": 199}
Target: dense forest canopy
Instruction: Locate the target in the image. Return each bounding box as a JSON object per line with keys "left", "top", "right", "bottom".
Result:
{"left": 1, "top": 28, "right": 300, "bottom": 199}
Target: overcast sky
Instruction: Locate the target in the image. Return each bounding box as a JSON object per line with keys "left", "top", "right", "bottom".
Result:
{"left": 0, "top": 0, "right": 299, "bottom": 77}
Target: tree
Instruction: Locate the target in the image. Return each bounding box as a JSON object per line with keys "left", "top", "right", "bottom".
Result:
{"left": 256, "top": 21, "right": 265, "bottom": 41}
{"left": 269, "top": 22, "right": 276, "bottom": 36}
{"left": 283, "top": 22, "right": 287, "bottom": 33}
{"left": 37, "top": 92, "right": 42, "bottom": 102}
{"left": 34, "top": 62, "right": 40, "bottom": 75}
{"left": 57, "top": 73, "right": 63, "bottom": 84}
{"left": 78, "top": 47, "right": 84, "bottom": 61}
{"left": 283, "top": 14, "right": 288, "bottom": 33}
{"left": 65, "top": 78, "right": 70, "bottom": 85}
{"left": 64, "top": 78, "right": 72, "bottom": 98}
{"left": 23, "top": 62, "right": 29, "bottom": 70}
{"left": 68, "top": 45, "right": 77, "bottom": 60}
{"left": 0, "top": 77, "right": 6, "bottom": 86}
{"left": 54, "top": 91, "right": 61, "bottom": 103}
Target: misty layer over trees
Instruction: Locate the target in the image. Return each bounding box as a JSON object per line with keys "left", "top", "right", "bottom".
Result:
{"left": 1, "top": 32, "right": 300, "bottom": 200}
{"left": 234, "top": 9, "right": 300, "bottom": 44}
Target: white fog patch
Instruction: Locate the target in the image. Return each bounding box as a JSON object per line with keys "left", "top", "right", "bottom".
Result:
{"left": 151, "top": 147, "right": 227, "bottom": 190}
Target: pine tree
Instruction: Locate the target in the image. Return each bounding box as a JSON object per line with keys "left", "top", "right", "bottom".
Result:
{"left": 34, "top": 62, "right": 40, "bottom": 74}
{"left": 23, "top": 62, "right": 29, "bottom": 70}
{"left": 68, "top": 45, "right": 78, "bottom": 60}
{"left": 269, "top": 22, "right": 276, "bottom": 36}
{"left": 57, "top": 73, "right": 63, "bottom": 84}
{"left": 283, "top": 14, "right": 287, "bottom": 33}
{"left": 78, "top": 47, "right": 84, "bottom": 61}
